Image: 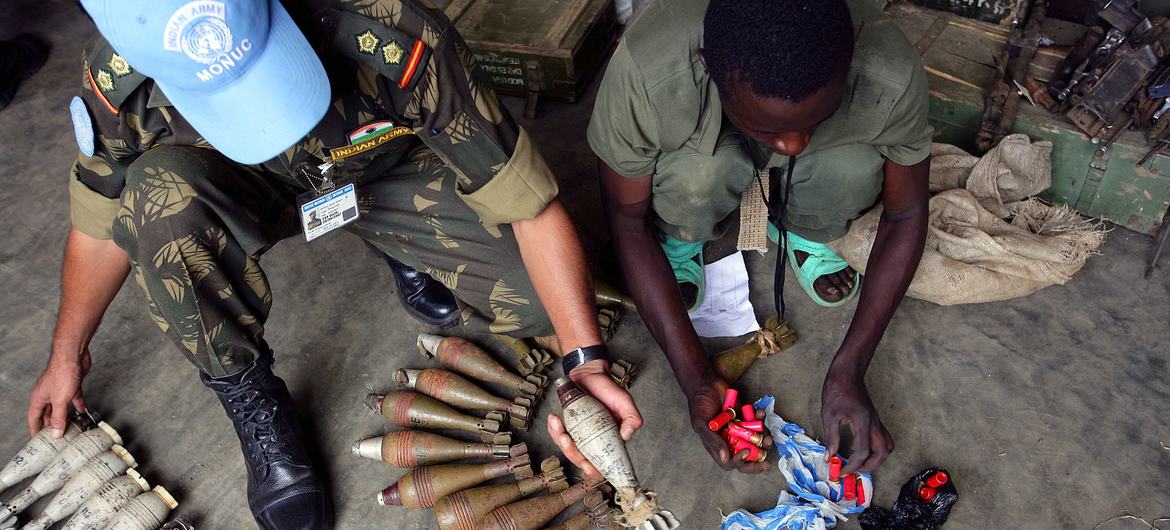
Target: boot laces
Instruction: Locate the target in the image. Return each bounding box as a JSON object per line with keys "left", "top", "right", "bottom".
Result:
{"left": 223, "top": 381, "right": 295, "bottom": 467}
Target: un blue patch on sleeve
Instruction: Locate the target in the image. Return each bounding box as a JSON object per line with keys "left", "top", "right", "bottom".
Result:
{"left": 70, "top": 96, "right": 95, "bottom": 157}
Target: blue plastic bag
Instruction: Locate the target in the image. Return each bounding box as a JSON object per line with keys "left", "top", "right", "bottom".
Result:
{"left": 721, "top": 396, "right": 872, "bottom": 530}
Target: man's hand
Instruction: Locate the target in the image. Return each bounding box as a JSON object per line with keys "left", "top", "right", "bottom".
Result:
{"left": 547, "top": 359, "right": 643, "bottom": 481}
{"left": 821, "top": 365, "right": 893, "bottom": 475}
{"left": 27, "top": 347, "right": 91, "bottom": 437}
{"left": 689, "top": 379, "right": 770, "bottom": 474}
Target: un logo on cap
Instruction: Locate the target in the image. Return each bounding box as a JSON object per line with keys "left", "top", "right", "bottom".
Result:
{"left": 164, "top": 1, "right": 233, "bottom": 65}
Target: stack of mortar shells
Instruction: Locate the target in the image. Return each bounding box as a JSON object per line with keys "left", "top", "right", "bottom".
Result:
{"left": 357, "top": 333, "right": 616, "bottom": 529}
{"left": 0, "top": 414, "right": 189, "bottom": 529}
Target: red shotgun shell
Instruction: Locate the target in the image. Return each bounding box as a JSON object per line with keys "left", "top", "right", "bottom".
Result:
{"left": 741, "top": 405, "right": 757, "bottom": 421}
{"left": 924, "top": 471, "right": 949, "bottom": 488}
{"left": 843, "top": 474, "right": 857, "bottom": 502}
{"left": 727, "top": 423, "right": 764, "bottom": 446}
{"left": 722, "top": 388, "right": 739, "bottom": 411}
{"left": 918, "top": 486, "right": 937, "bottom": 502}
{"left": 708, "top": 409, "right": 736, "bottom": 431}
{"left": 828, "top": 456, "right": 843, "bottom": 483}
{"left": 857, "top": 478, "right": 867, "bottom": 505}
{"left": 737, "top": 420, "right": 765, "bottom": 432}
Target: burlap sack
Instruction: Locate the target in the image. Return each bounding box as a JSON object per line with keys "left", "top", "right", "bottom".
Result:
{"left": 829, "top": 135, "right": 1106, "bottom": 305}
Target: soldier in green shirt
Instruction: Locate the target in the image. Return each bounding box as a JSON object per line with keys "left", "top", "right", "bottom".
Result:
{"left": 573, "top": 0, "right": 932, "bottom": 476}
{"left": 28, "top": 1, "right": 641, "bottom": 527}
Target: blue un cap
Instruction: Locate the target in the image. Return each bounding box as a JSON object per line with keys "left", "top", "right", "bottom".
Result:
{"left": 80, "top": 0, "right": 331, "bottom": 164}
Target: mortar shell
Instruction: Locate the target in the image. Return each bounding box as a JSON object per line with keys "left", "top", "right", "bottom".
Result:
{"left": 593, "top": 278, "right": 639, "bottom": 313}
{"left": 396, "top": 369, "right": 533, "bottom": 431}
{"left": 432, "top": 460, "right": 564, "bottom": 530}
{"left": 353, "top": 431, "right": 524, "bottom": 468}
{"left": 711, "top": 342, "right": 764, "bottom": 384}
{"left": 379, "top": 455, "right": 533, "bottom": 508}
{"left": 555, "top": 378, "right": 640, "bottom": 491}
{"left": 59, "top": 470, "right": 150, "bottom": 530}
{"left": 544, "top": 510, "right": 593, "bottom": 530}
{"left": 2, "top": 426, "right": 123, "bottom": 519}
{"left": 22, "top": 448, "right": 136, "bottom": 530}
{"left": 365, "top": 391, "right": 503, "bottom": 440}
{"left": 0, "top": 423, "right": 82, "bottom": 493}
{"left": 105, "top": 486, "right": 177, "bottom": 530}
{"left": 477, "top": 482, "right": 591, "bottom": 530}
{"left": 418, "top": 334, "right": 544, "bottom": 399}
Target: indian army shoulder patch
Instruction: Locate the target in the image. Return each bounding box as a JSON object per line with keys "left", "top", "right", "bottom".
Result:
{"left": 382, "top": 40, "right": 404, "bottom": 65}
{"left": 355, "top": 30, "right": 380, "bottom": 55}
{"left": 96, "top": 69, "right": 115, "bottom": 93}
{"left": 108, "top": 53, "right": 133, "bottom": 78}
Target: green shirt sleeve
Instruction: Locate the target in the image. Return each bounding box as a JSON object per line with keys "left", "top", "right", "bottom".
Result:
{"left": 586, "top": 42, "right": 662, "bottom": 178}
{"left": 403, "top": 18, "right": 559, "bottom": 226}
{"left": 69, "top": 161, "right": 121, "bottom": 240}
{"left": 873, "top": 56, "right": 933, "bottom": 166}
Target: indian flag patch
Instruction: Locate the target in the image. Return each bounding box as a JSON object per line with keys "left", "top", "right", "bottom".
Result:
{"left": 348, "top": 121, "right": 395, "bottom": 145}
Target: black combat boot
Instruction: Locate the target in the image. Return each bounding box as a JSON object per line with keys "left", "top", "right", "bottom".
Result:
{"left": 374, "top": 247, "right": 460, "bottom": 326}
{"left": 201, "top": 352, "right": 333, "bottom": 530}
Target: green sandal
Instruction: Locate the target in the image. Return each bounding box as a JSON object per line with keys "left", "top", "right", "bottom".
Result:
{"left": 769, "top": 224, "right": 860, "bottom": 307}
{"left": 660, "top": 235, "right": 705, "bottom": 311}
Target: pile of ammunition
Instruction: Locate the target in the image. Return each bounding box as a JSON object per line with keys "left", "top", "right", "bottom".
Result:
{"left": 0, "top": 415, "right": 184, "bottom": 530}
{"left": 707, "top": 388, "right": 770, "bottom": 463}
{"left": 828, "top": 456, "right": 867, "bottom": 506}
{"left": 358, "top": 333, "right": 616, "bottom": 529}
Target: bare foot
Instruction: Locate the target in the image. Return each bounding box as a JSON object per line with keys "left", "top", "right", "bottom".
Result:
{"left": 793, "top": 250, "right": 856, "bottom": 302}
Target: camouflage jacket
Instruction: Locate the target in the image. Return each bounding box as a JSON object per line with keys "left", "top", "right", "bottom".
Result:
{"left": 69, "top": 0, "right": 559, "bottom": 239}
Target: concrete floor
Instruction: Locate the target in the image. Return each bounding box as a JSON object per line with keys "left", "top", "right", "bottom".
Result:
{"left": 3, "top": 2, "right": 1170, "bottom": 529}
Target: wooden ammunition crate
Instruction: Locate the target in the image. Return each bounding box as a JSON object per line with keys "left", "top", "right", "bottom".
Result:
{"left": 889, "top": 2, "right": 1170, "bottom": 235}
{"left": 445, "top": 0, "right": 618, "bottom": 116}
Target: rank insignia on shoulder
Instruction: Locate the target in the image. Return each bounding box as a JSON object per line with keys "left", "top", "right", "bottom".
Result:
{"left": 96, "top": 69, "right": 115, "bottom": 92}
{"left": 108, "top": 53, "right": 132, "bottom": 78}
{"left": 398, "top": 39, "right": 428, "bottom": 90}
{"left": 382, "top": 40, "right": 404, "bottom": 65}
{"left": 356, "top": 30, "right": 380, "bottom": 55}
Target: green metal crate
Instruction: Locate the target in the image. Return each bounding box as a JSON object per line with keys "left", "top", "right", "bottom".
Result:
{"left": 890, "top": 2, "right": 1170, "bottom": 234}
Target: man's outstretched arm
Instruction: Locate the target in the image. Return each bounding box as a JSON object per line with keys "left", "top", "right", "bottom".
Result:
{"left": 514, "top": 198, "right": 644, "bottom": 480}
{"left": 821, "top": 157, "right": 929, "bottom": 474}
{"left": 598, "top": 160, "right": 768, "bottom": 474}
{"left": 28, "top": 228, "right": 130, "bottom": 437}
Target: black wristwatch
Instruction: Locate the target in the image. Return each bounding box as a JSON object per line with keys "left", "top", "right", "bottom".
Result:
{"left": 561, "top": 344, "right": 611, "bottom": 375}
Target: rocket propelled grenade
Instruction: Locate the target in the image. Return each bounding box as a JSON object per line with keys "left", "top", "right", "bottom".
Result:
{"left": 0, "top": 423, "right": 83, "bottom": 494}
{"left": 365, "top": 391, "right": 511, "bottom": 445}
{"left": 555, "top": 378, "right": 680, "bottom": 530}
{"left": 352, "top": 431, "right": 525, "bottom": 468}
{"left": 395, "top": 368, "right": 534, "bottom": 430}
{"left": 417, "top": 334, "right": 546, "bottom": 399}
{"left": 59, "top": 469, "right": 150, "bottom": 530}
{"left": 20, "top": 447, "right": 138, "bottom": 530}
{"left": 431, "top": 456, "right": 567, "bottom": 530}
{"left": 378, "top": 453, "right": 533, "bottom": 508}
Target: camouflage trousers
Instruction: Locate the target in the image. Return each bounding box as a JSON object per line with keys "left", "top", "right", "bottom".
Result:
{"left": 111, "top": 144, "right": 551, "bottom": 378}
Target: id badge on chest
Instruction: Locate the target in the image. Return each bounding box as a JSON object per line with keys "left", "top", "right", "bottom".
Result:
{"left": 297, "top": 163, "right": 360, "bottom": 242}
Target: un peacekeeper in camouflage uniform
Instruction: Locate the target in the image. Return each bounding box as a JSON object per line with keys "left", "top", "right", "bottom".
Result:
{"left": 26, "top": 1, "right": 642, "bottom": 527}
{"left": 581, "top": 0, "right": 932, "bottom": 478}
